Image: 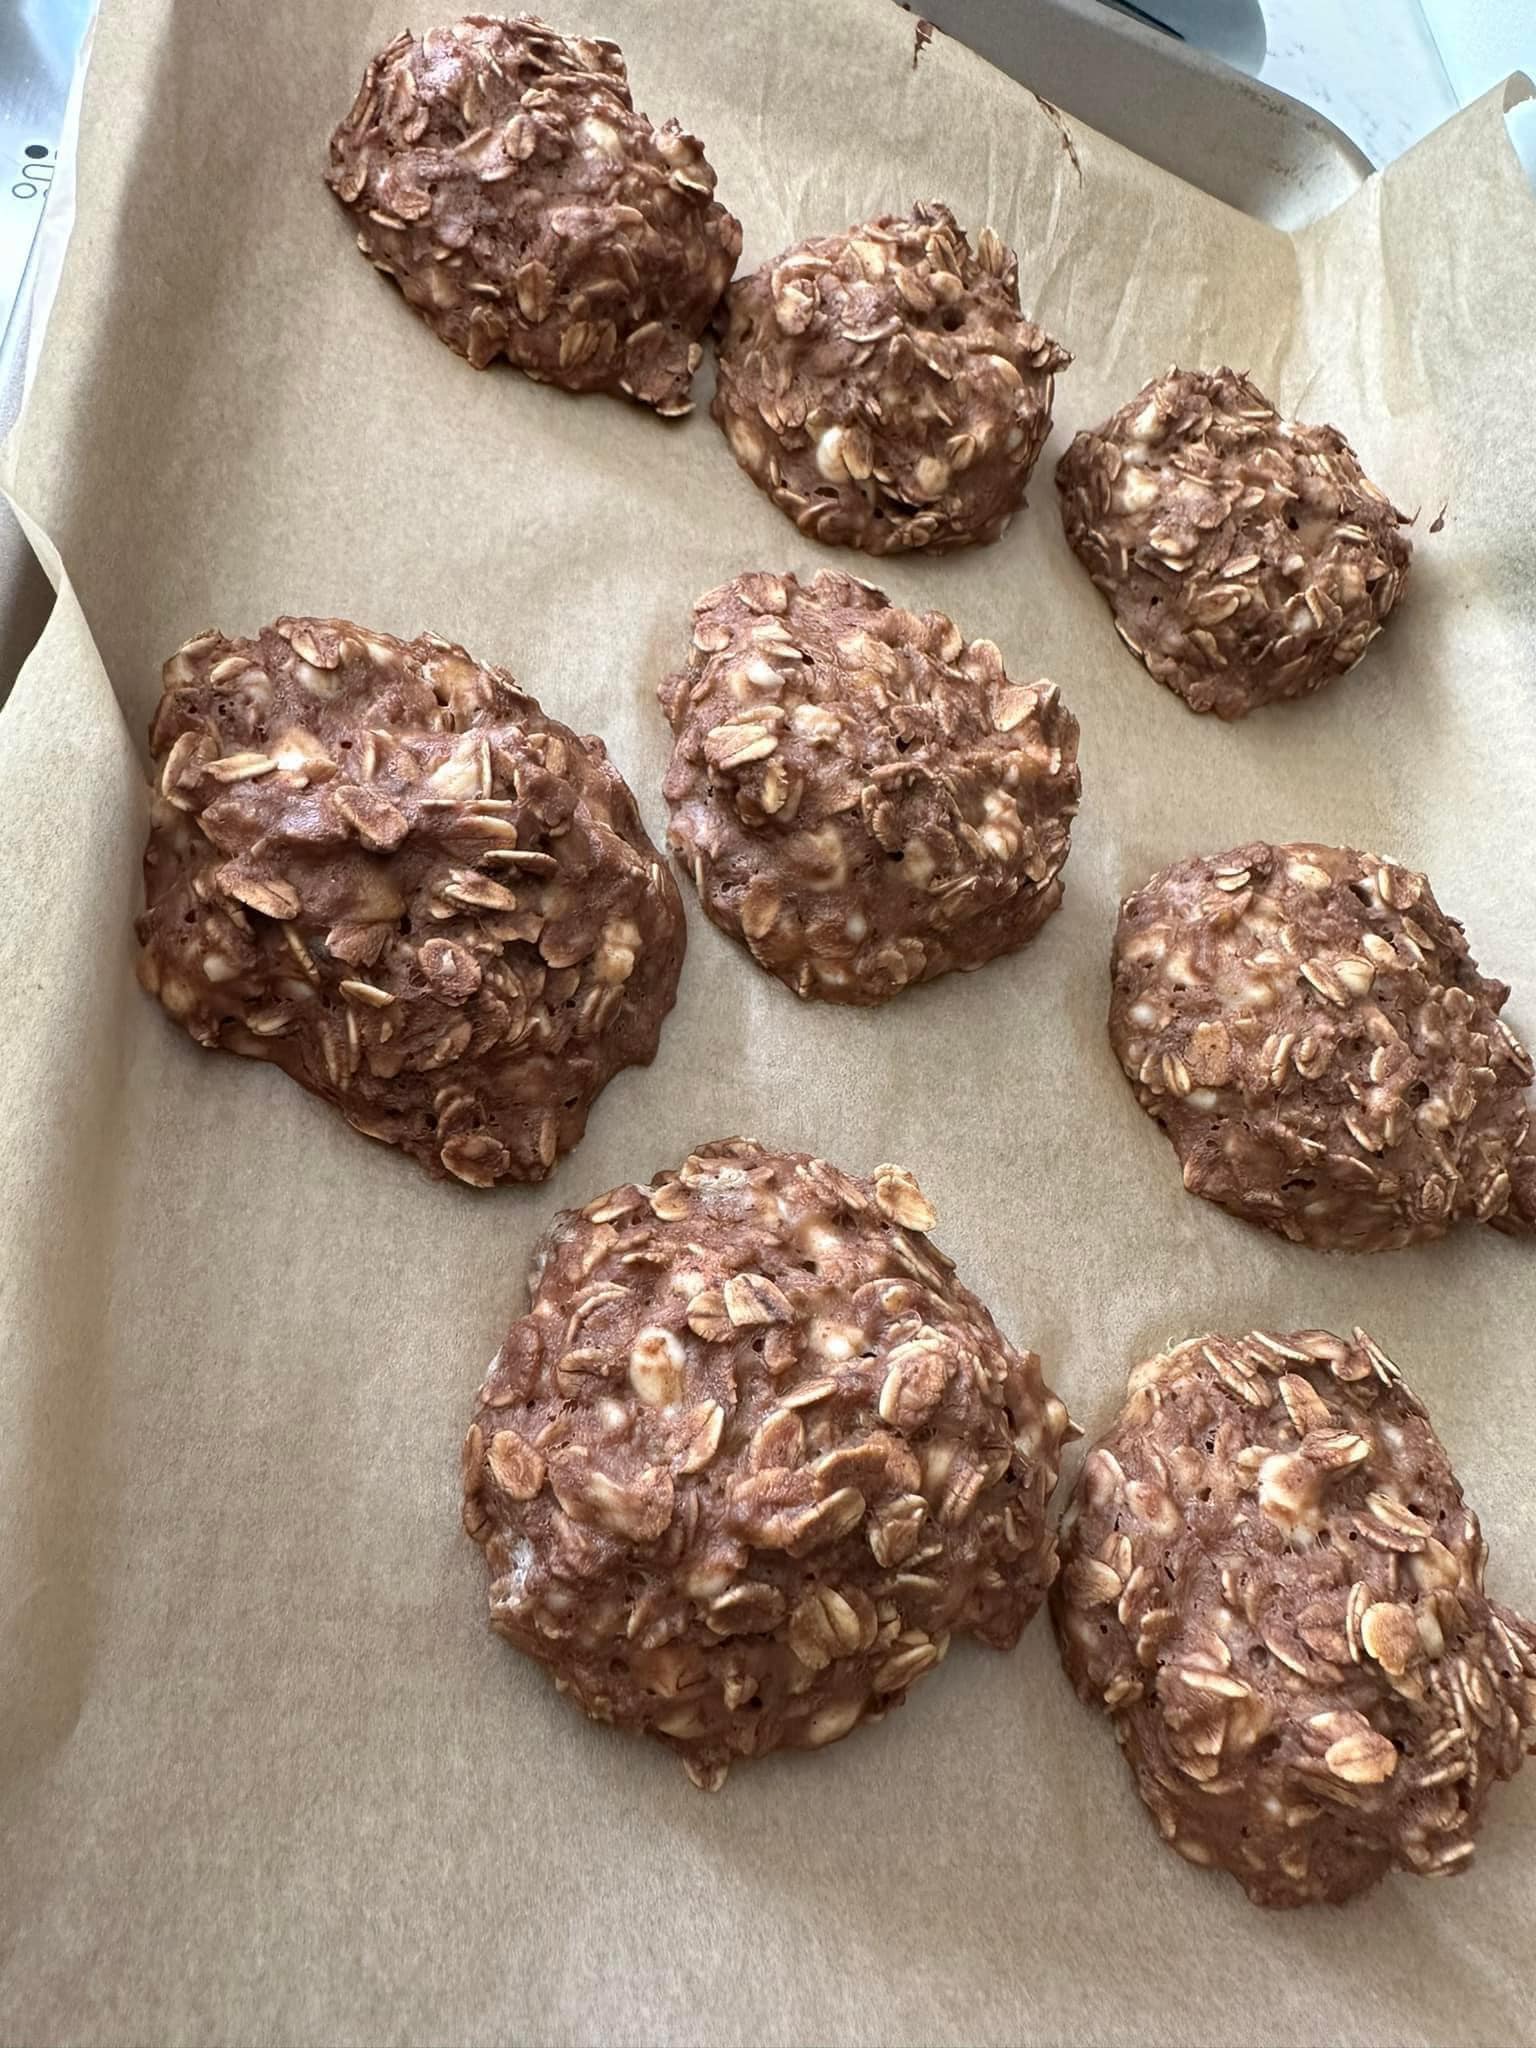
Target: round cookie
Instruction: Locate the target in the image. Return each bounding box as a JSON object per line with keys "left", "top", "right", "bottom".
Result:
{"left": 326, "top": 15, "right": 740, "bottom": 413}
{"left": 1053, "top": 1326, "right": 1536, "bottom": 1907}
{"left": 462, "top": 1139, "right": 1072, "bottom": 1786}
{"left": 137, "top": 617, "right": 684, "bottom": 1185}
{"left": 1109, "top": 841, "right": 1536, "bottom": 1249}
{"left": 658, "top": 569, "right": 1081, "bottom": 1004}
{"left": 711, "top": 203, "right": 1069, "bottom": 553}
{"left": 1056, "top": 367, "right": 1411, "bottom": 717}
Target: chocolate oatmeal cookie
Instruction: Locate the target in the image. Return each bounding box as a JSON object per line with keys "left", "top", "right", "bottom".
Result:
{"left": 1054, "top": 1327, "right": 1536, "bottom": 1906}
{"left": 138, "top": 617, "right": 684, "bottom": 1184}
{"left": 1109, "top": 842, "right": 1535, "bottom": 1249}
{"left": 712, "top": 203, "right": 1068, "bottom": 553}
{"left": 1057, "top": 368, "right": 1411, "bottom": 717}
{"left": 327, "top": 15, "right": 740, "bottom": 412}
{"left": 463, "top": 1139, "right": 1072, "bottom": 1784}
{"left": 658, "top": 569, "right": 1080, "bottom": 1004}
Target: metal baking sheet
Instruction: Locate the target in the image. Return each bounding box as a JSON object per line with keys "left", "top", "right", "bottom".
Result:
{"left": 911, "top": 0, "right": 1372, "bottom": 226}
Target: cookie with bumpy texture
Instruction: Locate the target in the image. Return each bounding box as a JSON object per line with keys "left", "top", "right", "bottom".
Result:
{"left": 1053, "top": 1327, "right": 1536, "bottom": 1908}
{"left": 1057, "top": 367, "right": 1411, "bottom": 718}
{"left": 1110, "top": 842, "right": 1536, "bottom": 1249}
{"left": 326, "top": 15, "right": 740, "bottom": 413}
{"left": 462, "top": 1139, "right": 1072, "bottom": 1786}
{"left": 712, "top": 203, "right": 1069, "bottom": 554}
{"left": 137, "top": 617, "right": 684, "bottom": 1185}
{"left": 658, "top": 569, "right": 1080, "bottom": 1004}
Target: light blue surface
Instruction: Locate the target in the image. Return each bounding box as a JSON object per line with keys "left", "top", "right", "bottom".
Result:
{"left": 1426, "top": 0, "right": 1536, "bottom": 102}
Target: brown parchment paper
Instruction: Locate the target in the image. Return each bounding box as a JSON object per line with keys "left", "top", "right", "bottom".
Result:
{"left": 2, "top": 3, "right": 1535, "bottom": 2041}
